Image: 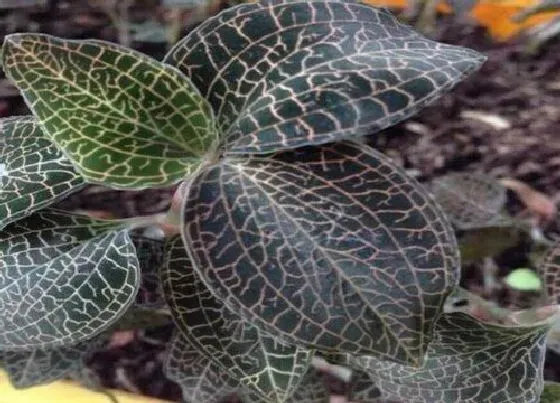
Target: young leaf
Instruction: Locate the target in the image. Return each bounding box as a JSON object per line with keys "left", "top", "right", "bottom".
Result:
{"left": 431, "top": 173, "right": 506, "bottom": 229}
{"left": 0, "top": 116, "right": 84, "bottom": 229}
{"left": 240, "top": 368, "right": 329, "bottom": 403}
{"left": 162, "top": 236, "right": 312, "bottom": 402}
{"left": 1, "top": 34, "right": 218, "bottom": 189}
{"left": 1, "top": 336, "right": 105, "bottom": 389}
{"left": 505, "top": 268, "right": 542, "bottom": 292}
{"left": 0, "top": 210, "right": 139, "bottom": 350}
{"left": 182, "top": 142, "right": 459, "bottom": 363}
{"left": 349, "top": 310, "right": 556, "bottom": 403}
{"left": 165, "top": 332, "right": 238, "bottom": 403}
{"left": 165, "top": 0, "right": 485, "bottom": 154}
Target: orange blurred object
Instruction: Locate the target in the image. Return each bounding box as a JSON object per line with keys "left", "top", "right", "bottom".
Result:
{"left": 363, "top": 0, "right": 560, "bottom": 40}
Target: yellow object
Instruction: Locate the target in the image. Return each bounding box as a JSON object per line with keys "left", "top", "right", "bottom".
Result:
{"left": 0, "top": 370, "right": 170, "bottom": 403}
{"left": 363, "top": 0, "right": 560, "bottom": 40}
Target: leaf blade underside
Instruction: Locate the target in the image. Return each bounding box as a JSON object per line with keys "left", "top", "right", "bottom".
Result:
{"left": 162, "top": 236, "right": 312, "bottom": 402}
{"left": 0, "top": 116, "right": 84, "bottom": 229}
{"left": 182, "top": 142, "right": 459, "bottom": 364}
{"left": 0, "top": 210, "right": 139, "bottom": 350}
{"left": 1, "top": 33, "right": 217, "bottom": 189}
{"left": 165, "top": 0, "right": 485, "bottom": 154}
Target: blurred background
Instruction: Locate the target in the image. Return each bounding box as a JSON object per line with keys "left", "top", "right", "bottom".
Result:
{"left": 0, "top": 0, "right": 558, "bottom": 402}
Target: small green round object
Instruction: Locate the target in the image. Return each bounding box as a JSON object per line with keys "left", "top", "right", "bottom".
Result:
{"left": 505, "top": 268, "right": 543, "bottom": 291}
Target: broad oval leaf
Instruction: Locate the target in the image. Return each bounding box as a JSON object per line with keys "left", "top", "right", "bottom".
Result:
{"left": 1, "top": 34, "right": 218, "bottom": 189}
{"left": 165, "top": 332, "right": 238, "bottom": 403}
{"left": 349, "top": 310, "right": 555, "bottom": 403}
{"left": 0, "top": 116, "right": 84, "bottom": 229}
{"left": 0, "top": 210, "right": 139, "bottom": 350}
{"left": 1, "top": 336, "right": 105, "bottom": 389}
{"left": 183, "top": 142, "right": 459, "bottom": 363}
{"left": 162, "top": 236, "right": 312, "bottom": 402}
{"left": 165, "top": 0, "right": 485, "bottom": 154}
{"left": 537, "top": 242, "right": 560, "bottom": 355}
{"left": 431, "top": 173, "right": 506, "bottom": 229}
{"left": 539, "top": 241, "right": 560, "bottom": 304}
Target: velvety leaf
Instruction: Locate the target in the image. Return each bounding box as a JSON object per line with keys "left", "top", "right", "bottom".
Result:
{"left": 183, "top": 142, "right": 459, "bottom": 363}
{"left": 162, "top": 236, "right": 312, "bottom": 402}
{"left": 132, "top": 234, "right": 165, "bottom": 307}
{"left": 431, "top": 173, "right": 506, "bottom": 229}
{"left": 539, "top": 241, "right": 560, "bottom": 304}
{"left": 2, "top": 337, "right": 105, "bottom": 389}
{"left": 538, "top": 242, "right": 560, "bottom": 355}
{"left": 0, "top": 116, "right": 84, "bottom": 229}
{"left": 541, "top": 382, "right": 560, "bottom": 403}
{"left": 241, "top": 369, "right": 329, "bottom": 403}
{"left": 349, "top": 310, "right": 555, "bottom": 403}
{"left": 0, "top": 210, "right": 139, "bottom": 350}
{"left": 1, "top": 34, "right": 217, "bottom": 189}
{"left": 165, "top": 332, "right": 238, "bottom": 403}
{"left": 348, "top": 371, "right": 396, "bottom": 403}
{"left": 165, "top": 0, "right": 485, "bottom": 154}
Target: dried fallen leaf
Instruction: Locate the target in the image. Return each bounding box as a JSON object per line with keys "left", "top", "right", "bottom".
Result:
{"left": 501, "top": 178, "right": 557, "bottom": 223}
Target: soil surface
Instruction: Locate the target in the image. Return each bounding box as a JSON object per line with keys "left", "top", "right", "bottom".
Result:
{"left": 1, "top": 1, "right": 559, "bottom": 402}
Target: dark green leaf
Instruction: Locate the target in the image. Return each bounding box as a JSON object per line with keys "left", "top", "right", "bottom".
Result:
{"left": 349, "top": 310, "right": 555, "bottom": 403}
{"left": 0, "top": 210, "right": 139, "bottom": 350}
{"left": 183, "top": 142, "right": 459, "bottom": 363}
{"left": 165, "top": 0, "right": 485, "bottom": 154}
{"left": 241, "top": 368, "right": 329, "bottom": 403}
{"left": 54, "top": 184, "right": 176, "bottom": 219}
{"left": 1, "top": 34, "right": 217, "bottom": 189}
{"left": 539, "top": 241, "right": 560, "bottom": 304}
{"left": 541, "top": 382, "right": 560, "bottom": 403}
{"left": 348, "top": 371, "right": 396, "bottom": 403}
{"left": 162, "top": 236, "right": 312, "bottom": 402}
{"left": 538, "top": 241, "right": 560, "bottom": 354}
{"left": 0, "top": 116, "right": 84, "bottom": 229}
{"left": 431, "top": 173, "right": 506, "bottom": 229}
{"left": 165, "top": 332, "right": 238, "bottom": 403}
{"left": 2, "top": 336, "right": 105, "bottom": 389}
